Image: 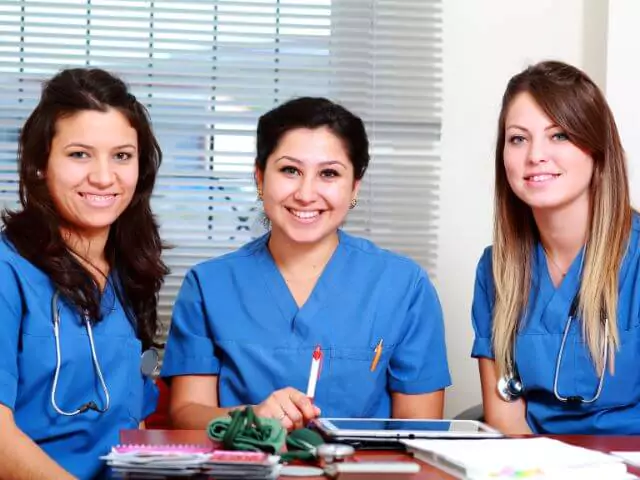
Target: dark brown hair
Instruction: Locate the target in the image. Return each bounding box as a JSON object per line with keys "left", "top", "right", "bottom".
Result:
{"left": 255, "top": 97, "right": 370, "bottom": 180}
{"left": 2, "top": 68, "right": 169, "bottom": 350}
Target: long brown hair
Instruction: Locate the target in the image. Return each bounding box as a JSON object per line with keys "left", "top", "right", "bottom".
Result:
{"left": 492, "top": 61, "right": 632, "bottom": 376}
{"left": 2, "top": 68, "right": 169, "bottom": 350}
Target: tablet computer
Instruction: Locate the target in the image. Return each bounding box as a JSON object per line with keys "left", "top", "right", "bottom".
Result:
{"left": 312, "top": 418, "right": 503, "bottom": 440}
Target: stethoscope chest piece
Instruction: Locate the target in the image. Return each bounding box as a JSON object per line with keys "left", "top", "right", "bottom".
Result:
{"left": 140, "top": 348, "right": 160, "bottom": 377}
{"left": 315, "top": 443, "right": 355, "bottom": 464}
{"left": 497, "top": 374, "right": 524, "bottom": 403}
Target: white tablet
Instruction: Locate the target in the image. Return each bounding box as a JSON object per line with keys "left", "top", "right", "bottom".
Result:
{"left": 313, "top": 418, "right": 503, "bottom": 440}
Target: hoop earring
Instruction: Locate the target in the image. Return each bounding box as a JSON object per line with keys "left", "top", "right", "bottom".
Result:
{"left": 349, "top": 197, "right": 358, "bottom": 209}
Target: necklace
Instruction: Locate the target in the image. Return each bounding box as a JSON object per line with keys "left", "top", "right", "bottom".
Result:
{"left": 282, "top": 269, "right": 323, "bottom": 284}
{"left": 542, "top": 245, "right": 567, "bottom": 278}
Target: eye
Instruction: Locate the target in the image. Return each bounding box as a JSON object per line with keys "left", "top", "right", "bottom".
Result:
{"left": 68, "top": 151, "right": 89, "bottom": 159}
{"left": 280, "top": 166, "right": 300, "bottom": 176}
{"left": 320, "top": 169, "right": 339, "bottom": 178}
{"left": 551, "top": 131, "right": 569, "bottom": 141}
{"left": 114, "top": 152, "right": 133, "bottom": 162}
{"left": 507, "top": 135, "right": 526, "bottom": 145}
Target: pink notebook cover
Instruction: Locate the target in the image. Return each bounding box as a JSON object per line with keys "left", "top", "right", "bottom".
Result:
{"left": 113, "top": 444, "right": 214, "bottom": 454}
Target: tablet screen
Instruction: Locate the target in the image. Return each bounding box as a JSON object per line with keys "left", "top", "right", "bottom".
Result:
{"left": 326, "top": 419, "right": 482, "bottom": 432}
{"left": 313, "top": 418, "right": 504, "bottom": 439}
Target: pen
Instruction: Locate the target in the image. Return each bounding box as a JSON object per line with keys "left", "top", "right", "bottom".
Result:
{"left": 306, "top": 345, "right": 323, "bottom": 400}
{"left": 370, "top": 339, "right": 383, "bottom": 372}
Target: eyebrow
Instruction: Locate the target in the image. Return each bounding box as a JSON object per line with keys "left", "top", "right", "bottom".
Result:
{"left": 275, "top": 155, "right": 346, "bottom": 168}
{"left": 63, "top": 142, "right": 137, "bottom": 150}
{"left": 505, "top": 124, "right": 560, "bottom": 132}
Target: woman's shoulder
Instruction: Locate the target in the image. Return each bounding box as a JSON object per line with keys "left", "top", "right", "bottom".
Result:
{"left": 0, "top": 233, "right": 18, "bottom": 261}
{"left": 0, "top": 233, "right": 35, "bottom": 273}
{"left": 0, "top": 233, "right": 47, "bottom": 293}
{"left": 189, "top": 233, "right": 269, "bottom": 277}
{"left": 631, "top": 211, "right": 640, "bottom": 236}
{"left": 471, "top": 245, "right": 495, "bottom": 293}
{"left": 338, "top": 230, "right": 428, "bottom": 279}
{"left": 622, "top": 211, "right": 640, "bottom": 259}
{"left": 477, "top": 245, "right": 493, "bottom": 270}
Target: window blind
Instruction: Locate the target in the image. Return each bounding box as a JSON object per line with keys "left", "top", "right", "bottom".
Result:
{"left": 0, "top": 0, "right": 442, "bottom": 342}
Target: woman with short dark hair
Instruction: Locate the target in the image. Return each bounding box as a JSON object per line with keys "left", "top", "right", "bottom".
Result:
{"left": 162, "top": 96, "right": 451, "bottom": 431}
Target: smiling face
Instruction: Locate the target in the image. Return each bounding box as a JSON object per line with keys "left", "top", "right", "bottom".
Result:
{"left": 503, "top": 92, "right": 594, "bottom": 213}
{"left": 45, "top": 108, "right": 139, "bottom": 240}
{"left": 255, "top": 126, "right": 360, "bottom": 246}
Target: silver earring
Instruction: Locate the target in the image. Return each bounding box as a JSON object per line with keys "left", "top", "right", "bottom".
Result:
{"left": 36, "top": 169, "right": 43, "bottom": 179}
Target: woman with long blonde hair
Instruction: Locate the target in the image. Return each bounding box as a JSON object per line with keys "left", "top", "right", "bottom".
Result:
{"left": 472, "top": 60, "right": 638, "bottom": 434}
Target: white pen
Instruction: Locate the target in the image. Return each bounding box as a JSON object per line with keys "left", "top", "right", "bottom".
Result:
{"left": 306, "top": 345, "right": 323, "bottom": 400}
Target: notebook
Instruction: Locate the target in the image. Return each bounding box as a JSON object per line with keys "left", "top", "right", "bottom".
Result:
{"left": 103, "top": 444, "right": 281, "bottom": 479}
{"left": 613, "top": 451, "right": 640, "bottom": 468}
{"left": 402, "top": 437, "right": 633, "bottom": 479}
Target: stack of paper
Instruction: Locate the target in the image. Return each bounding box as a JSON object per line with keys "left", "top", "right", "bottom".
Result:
{"left": 202, "top": 451, "right": 281, "bottom": 479}
{"left": 103, "top": 444, "right": 212, "bottom": 477}
{"left": 103, "top": 445, "right": 281, "bottom": 479}
{"left": 613, "top": 451, "right": 640, "bottom": 468}
{"left": 402, "top": 437, "right": 633, "bottom": 479}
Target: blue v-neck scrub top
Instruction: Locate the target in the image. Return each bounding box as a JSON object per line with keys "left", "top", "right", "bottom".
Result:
{"left": 162, "top": 230, "right": 451, "bottom": 418}
{"left": 472, "top": 214, "right": 640, "bottom": 434}
{"left": 0, "top": 235, "right": 158, "bottom": 479}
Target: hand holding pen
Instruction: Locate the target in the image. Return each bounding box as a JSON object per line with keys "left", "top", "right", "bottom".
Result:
{"left": 254, "top": 345, "right": 324, "bottom": 430}
{"left": 254, "top": 387, "right": 321, "bottom": 431}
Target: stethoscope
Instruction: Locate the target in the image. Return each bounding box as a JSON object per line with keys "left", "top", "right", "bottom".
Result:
{"left": 497, "top": 293, "right": 609, "bottom": 404}
{"left": 50, "top": 290, "right": 160, "bottom": 416}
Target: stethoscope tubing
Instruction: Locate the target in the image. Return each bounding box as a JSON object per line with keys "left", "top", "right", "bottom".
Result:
{"left": 50, "top": 290, "right": 110, "bottom": 416}
{"left": 499, "top": 308, "right": 608, "bottom": 404}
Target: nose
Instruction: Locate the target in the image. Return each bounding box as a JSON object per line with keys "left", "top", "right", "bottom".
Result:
{"left": 526, "top": 137, "right": 549, "bottom": 165}
{"left": 293, "top": 175, "right": 317, "bottom": 203}
{"left": 88, "top": 157, "right": 116, "bottom": 188}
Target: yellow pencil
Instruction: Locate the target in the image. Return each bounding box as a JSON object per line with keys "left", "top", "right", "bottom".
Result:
{"left": 370, "top": 339, "right": 383, "bottom": 372}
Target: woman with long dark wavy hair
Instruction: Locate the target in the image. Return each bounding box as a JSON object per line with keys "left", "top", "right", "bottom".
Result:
{"left": 0, "top": 68, "right": 168, "bottom": 479}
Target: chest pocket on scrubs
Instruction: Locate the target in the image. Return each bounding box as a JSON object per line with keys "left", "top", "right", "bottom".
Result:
{"left": 72, "top": 318, "right": 144, "bottom": 425}
{"left": 327, "top": 345, "right": 393, "bottom": 417}
{"left": 580, "top": 326, "right": 640, "bottom": 408}
{"left": 18, "top": 322, "right": 57, "bottom": 428}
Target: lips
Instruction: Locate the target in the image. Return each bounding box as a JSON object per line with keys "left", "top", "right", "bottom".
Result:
{"left": 287, "top": 207, "right": 322, "bottom": 219}
{"left": 80, "top": 193, "right": 118, "bottom": 201}
{"left": 78, "top": 192, "right": 119, "bottom": 208}
{"left": 524, "top": 173, "right": 561, "bottom": 182}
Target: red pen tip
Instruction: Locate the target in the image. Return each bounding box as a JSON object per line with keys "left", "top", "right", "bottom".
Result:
{"left": 313, "top": 345, "right": 322, "bottom": 360}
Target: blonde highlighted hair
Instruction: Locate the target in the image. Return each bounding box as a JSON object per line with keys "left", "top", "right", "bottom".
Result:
{"left": 492, "top": 61, "right": 632, "bottom": 377}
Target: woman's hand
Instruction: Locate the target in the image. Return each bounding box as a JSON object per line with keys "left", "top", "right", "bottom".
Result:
{"left": 254, "top": 387, "right": 321, "bottom": 430}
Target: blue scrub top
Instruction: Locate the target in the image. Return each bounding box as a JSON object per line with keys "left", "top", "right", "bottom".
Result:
{"left": 162, "top": 230, "right": 451, "bottom": 418}
{"left": 0, "top": 235, "right": 158, "bottom": 479}
{"left": 472, "top": 214, "right": 640, "bottom": 434}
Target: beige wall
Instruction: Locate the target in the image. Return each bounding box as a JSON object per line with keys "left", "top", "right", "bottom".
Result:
{"left": 606, "top": 0, "right": 640, "bottom": 208}
{"left": 437, "top": 0, "right": 608, "bottom": 417}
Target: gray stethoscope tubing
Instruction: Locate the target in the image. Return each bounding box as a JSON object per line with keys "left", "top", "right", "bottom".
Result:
{"left": 499, "top": 297, "right": 609, "bottom": 404}
{"left": 50, "top": 290, "right": 110, "bottom": 416}
{"left": 552, "top": 314, "right": 608, "bottom": 404}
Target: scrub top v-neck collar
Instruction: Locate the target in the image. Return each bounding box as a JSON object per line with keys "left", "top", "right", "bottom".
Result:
{"left": 257, "top": 230, "right": 349, "bottom": 338}
{"left": 534, "top": 242, "right": 585, "bottom": 334}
